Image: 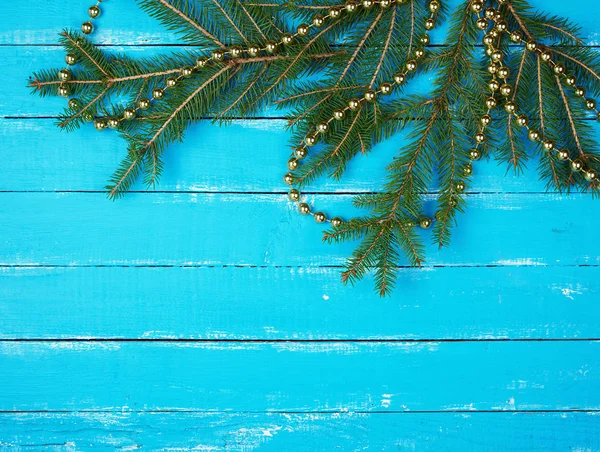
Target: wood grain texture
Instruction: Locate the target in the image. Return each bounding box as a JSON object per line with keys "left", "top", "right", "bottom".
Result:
{"left": 2, "top": 118, "right": 599, "bottom": 193}
{"left": 1, "top": 192, "right": 599, "bottom": 267}
{"left": 3, "top": 0, "right": 600, "bottom": 447}
{"left": 1, "top": 265, "right": 598, "bottom": 340}
{"left": 1, "top": 341, "right": 599, "bottom": 412}
{"left": 1, "top": 412, "right": 599, "bottom": 451}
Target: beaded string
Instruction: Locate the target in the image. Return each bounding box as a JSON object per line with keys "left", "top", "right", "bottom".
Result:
{"left": 471, "top": 0, "right": 599, "bottom": 185}
{"left": 57, "top": 0, "right": 442, "bottom": 228}
{"left": 284, "top": 0, "right": 442, "bottom": 230}
{"left": 60, "top": 0, "right": 418, "bottom": 131}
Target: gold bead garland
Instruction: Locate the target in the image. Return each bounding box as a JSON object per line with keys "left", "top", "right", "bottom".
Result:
{"left": 284, "top": 0, "right": 442, "bottom": 229}
{"left": 471, "top": 0, "right": 600, "bottom": 186}
{"left": 59, "top": 0, "right": 442, "bottom": 229}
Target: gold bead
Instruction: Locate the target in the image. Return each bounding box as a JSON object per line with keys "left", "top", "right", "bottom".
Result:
{"left": 314, "top": 212, "right": 327, "bottom": 223}
{"left": 571, "top": 159, "right": 583, "bottom": 172}
{"left": 510, "top": 30, "right": 523, "bottom": 42}
{"left": 516, "top": 114, "right": 528, "bottom": 127}
{"left": 491, "top": 50, "right": 503, "bottom": 62}
{"left": 247, "top": 45, "right": 260, "bottom": 57}
{"left": 557, "top": 149, "right": 570, "bottom": 161}
{"left": 406, "top": 60, "right": 417, "bottom": 71}
{"left": 81, "top": 21, "right": 93, "bottom": 34}
{"left": 481, "top": 114, "right": 492, "bottom": 127}
{"left": 584, "top": 169, "right": 598, "bottom": 181}
{"left": 212, "top": 49, "right": 226, "bottom": 61}
{"left": 526, "top": 41, "right": 537, "bottom": 52}
{"left": 483, "top": 34, "right": 494, "bottom": 47}
{"left": 469, "top": 148, "right": 482, "bottom": 160}
{"left": 394, "top": 73, "right": 406, "bottom": 84}
{"left": 486, "top": 97, "right": 497, "bottom": 109}
{"left": 58, "top": 84, "right": 69, "bottom": 97}
{"left": 107, "top": 118, "right": 120, "bottom": 129}
{"left": 541, "top": 51, "right": 552, "bottom": 62}
{"left": 123, "top": 108, "right": 136, "bottom": 120}
{"left": 305, "top": 135, "right": 317, "bottom": 146}
{"left": 295, "top": 147, "right": 308, "bottom": 159}
{"left": 504, "top": 101, "right": 517, "bottom": 114}
{"left": 495, "top": 20, "right": 508, "bottom": 32}
{"left": 58, "top": 69, "right": 72, "bottom": 82}
{"left": 575, "top": 86, "right": 586, "bottom": 97}
{"left": 229, "top": 46, "right": 243, "bottom": 58}
{"left": 475, "top": 132, "right": 485, "bottom": 143}
{"left": 265, "top": 41, "right": 278, "bottom": 53}
{"left": 333, "top": 109, "right": 345, "bottom": 120}
{"left": 463, "top": 163, "right": 473, "bottom": 176}
{"left": 414, "top": 48, "right": 425, "bottom": 60}
{"left": 68, "top": 99, "right": 80, "bottom": 110}
{"left": 380, "top": 82, "right": 393, "bottom": 95}
{"left": 317, "top": 122, "right": 329, "bottom": 133}
{"left": 488, "top": 79, "right": 500, "bottom": 92}
{"left": 497, "top": 66, "right": 510, "bottom": 78}
{"left": 488, "top": 64, "right": 498, "bottom": 75}
{"left": 88, "top": 5, "right": 101, "bottom": 18}
{"left": 424, "top": 18, "right": 435, "bottom": 30}
{"left": 94, "top": 119, "right": 107, "bottom": 131}
{"left": 348, "top": 98, "right": 361, "bottom": 110}
{"left": 299, "top": 203, "right": 311, "bottom": 215}
{"left": 364, "top": 89, "right": 377, "bottom": 102}
{"left": 345, "top": 1, "right": 358, "bottom": 13}
{"left": 166, "top": 77, "right": 177, "bottom": 88}
{"left": 420, "top": 34, "right": 430, "bottom": 45}
{"left": 65, "top": 53, "right": 77, "bottom": 66}
{"left": 283, "top": 173, "right": 294, "bottom": 185}
{"left": 181, "top": 67, "right": 194, "bottom": 77}
{"left": 380, "top": 0, "right": 392, "bottom": 7}
{"left": 429, "top": 0, "right": 440, "bottom": 12}
{"left": 288, "top": 158, "right": 299, "bottom": 170}
{"left": 289, "top": 189, "right": 300, "bottom": 201}
{"left": 566, "top": 75, "right": 577, "bottom": 86}
{"left": 419, "top": 218, "right": 432, "bottom": 229}
{"left": 586, "top": 99, "right": 597, "bottom": 110}
{"left": 282, "top": 33, "right": 294, "bottom": 45}
{"left": 139, "top": 98, "right": 151, "bottom": 110}
{"left": 484, "top": 7, "right": 496, "bottom": 19}
{"left": 331, "top": 217, "right": 344, "bottom": 228}
{"left": 362, "top": 0, "right": 374, "bottom": 9}
{"left": 296, "top": 24, "right": 310, "bottom": 36}
{"left": 476, "top": 18, "right": 488, "bottom": 30}
{"left": 543, "top": 140, "right": 555, "bottom": 151}
{"left": 455, "top": 181, "right": 466, "bottom": 192}
{"left": 500, "top": 83, "right": 513, "bottom": 97}
{"left": 313, "top": 15, "right": 325, "bottom": 27}
{"left": 528, "top": 129, "right": 540, "bottom": 141}
{"left": 471, "top": 1, "right": 484, "bottom": 13}
{"left": 554, "top": 63, "right": 565, "bottom": 75}
{"left": 152, "top": 87, "right": 165, "bottom": 100}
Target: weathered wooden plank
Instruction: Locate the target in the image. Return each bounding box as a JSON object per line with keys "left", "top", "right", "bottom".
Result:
{"left": 1, "top": 266, "right": 599, "bottom": 340}
{"left": 0, "top": 192, "right": 598, "bottom": 267}
{"left": 3, "top": 118, "right": 586, "bottom": 193}
{"left": 3, "top": 0, "right": 599, "bottom": 45}
{"left": 0, "top": 411, "right": 598, "bottom": 451}
{"left": 1, "top": 341, "right": 599, "bottom": 411}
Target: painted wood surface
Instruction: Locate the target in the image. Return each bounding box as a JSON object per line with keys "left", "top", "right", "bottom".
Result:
{"left": 2, "top": 341, "right": 599, "bottom": 411}
{"left": 2, "top": 0, "right": 600, "bottom": 449}
{"left": 2, "top": 412, "right": 599, "bottom": 451}
{"left": 2, "top": 266, "right": 598, "bottom": 340}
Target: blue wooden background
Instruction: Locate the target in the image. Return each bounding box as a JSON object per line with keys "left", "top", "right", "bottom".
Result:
{"left": 1, "top": 0, "right": 600, "bottom": 449}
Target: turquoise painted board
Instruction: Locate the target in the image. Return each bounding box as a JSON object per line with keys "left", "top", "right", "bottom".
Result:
{"left": 2, "top": 0, "right": 600, "bottom": 449}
